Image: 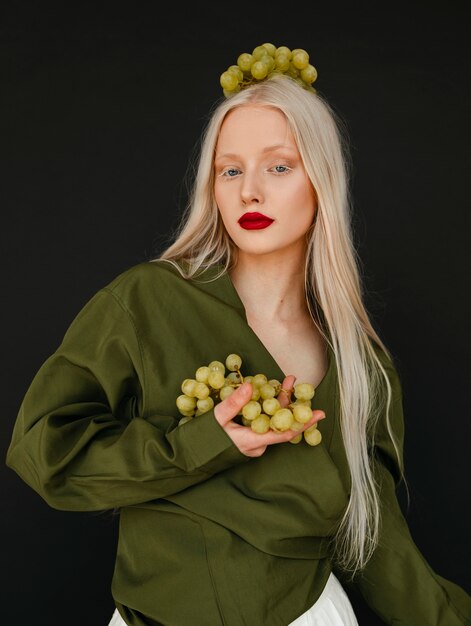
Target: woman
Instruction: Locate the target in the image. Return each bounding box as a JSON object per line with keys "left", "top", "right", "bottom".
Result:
{"left": 6, "top": 45, "right": 471, "bottom": 625}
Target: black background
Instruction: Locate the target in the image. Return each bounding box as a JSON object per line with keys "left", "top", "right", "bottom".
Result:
{"left": 1, "top": 2, "right": 470, "bottom": 625}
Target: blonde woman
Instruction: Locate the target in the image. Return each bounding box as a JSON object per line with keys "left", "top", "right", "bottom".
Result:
{"left": 6, "top": 46, "right": 471, "bottom": 626}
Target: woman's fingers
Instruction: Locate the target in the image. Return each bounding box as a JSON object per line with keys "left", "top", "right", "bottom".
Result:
{"left": 278, "top": 374, "right": 296, "bottom": 408}
{"left": 214, "top": 382, "right": 253, "bottom": 426}
{"left": 213, "top": 378, "right": 326, "bottom": 457}
{"left": 253, "top": 409, "right": 326, "bottom": 446}
{"left": 225, "top": 408, "right": 326, "bottom": 457}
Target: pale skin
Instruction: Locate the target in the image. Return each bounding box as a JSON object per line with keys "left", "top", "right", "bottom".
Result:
{"left": 212, "top": 104, "right": 326, "bottom": 458}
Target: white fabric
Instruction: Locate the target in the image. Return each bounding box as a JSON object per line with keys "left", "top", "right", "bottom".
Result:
{"left": 289, "top": 572, "right": 359, "bottom": 625}
{"left": 108, "top": 608, "right": 126, "bottom": 626}
{"left": 107, "top": 572, "right": 358, "bottom": 625}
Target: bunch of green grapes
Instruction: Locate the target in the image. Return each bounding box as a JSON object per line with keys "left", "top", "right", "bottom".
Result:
{"left": 219, "top": 42, "right": 318, "bottom": 99}
{"left": 176, "top": 353, "right": 322, "bottom": 446}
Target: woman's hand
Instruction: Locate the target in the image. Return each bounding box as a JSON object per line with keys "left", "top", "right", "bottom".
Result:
{"left": 214, "top": 375, "right": 326, "bottom": 458}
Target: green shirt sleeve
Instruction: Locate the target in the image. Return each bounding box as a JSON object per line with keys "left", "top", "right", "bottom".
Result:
{"left": 5, "top": 288, "right": 250, "bottom": 512}
{"left": 340, "top": 354, "right": 471, "bottom": 625}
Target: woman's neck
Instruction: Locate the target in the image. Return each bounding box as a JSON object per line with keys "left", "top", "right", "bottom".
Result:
{"left": 229, "top": 250, "right": 310, "bottom": 324}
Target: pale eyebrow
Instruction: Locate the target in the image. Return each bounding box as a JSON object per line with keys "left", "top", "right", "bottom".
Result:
{"left": 215, "top": 144, "right": 298, "bottom": 161}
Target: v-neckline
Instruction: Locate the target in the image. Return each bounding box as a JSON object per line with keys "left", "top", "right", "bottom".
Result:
{"left": 220, "top": 267, "right": 334, "bottom": 392}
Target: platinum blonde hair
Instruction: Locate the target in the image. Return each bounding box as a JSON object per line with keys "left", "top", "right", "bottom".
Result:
{"left": 155, "top": 74, "right": 406, "bottom": 576}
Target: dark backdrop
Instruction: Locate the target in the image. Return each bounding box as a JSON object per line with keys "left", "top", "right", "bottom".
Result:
{"left": 1, "top": 3, "right": 470, "bottom": 625}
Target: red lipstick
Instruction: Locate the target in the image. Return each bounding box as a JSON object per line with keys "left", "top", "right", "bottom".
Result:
{"left": 238, "top": 212, "right": 274, "bottom": 230}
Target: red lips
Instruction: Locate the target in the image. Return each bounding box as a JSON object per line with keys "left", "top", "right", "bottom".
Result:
{"left": 238, "top": 212, "right": 274, "bottom": 230}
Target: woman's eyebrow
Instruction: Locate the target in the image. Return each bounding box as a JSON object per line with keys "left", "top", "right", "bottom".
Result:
{"left": 261, "top": 143, "right": 298, "bottom": 154}
{"left": 215, "top": 144, "right": 298, "bottom": 160}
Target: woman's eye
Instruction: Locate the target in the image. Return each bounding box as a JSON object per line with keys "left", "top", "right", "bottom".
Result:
{"left": 222, "top": 168, "right": 240, "bottom": 177}
{"left": 271, "top": 165, "right": 291, "bottom": 174}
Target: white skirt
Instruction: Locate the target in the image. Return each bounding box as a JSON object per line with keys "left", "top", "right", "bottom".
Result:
{"left": 107, "top": 572, "right": 358, "bottom": 626}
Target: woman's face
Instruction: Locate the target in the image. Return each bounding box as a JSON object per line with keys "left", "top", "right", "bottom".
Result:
{"left": 214, "top": 105, "right": 317, "bottom": 259}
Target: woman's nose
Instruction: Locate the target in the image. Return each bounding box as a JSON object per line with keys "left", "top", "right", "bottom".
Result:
{"left": 240, "top": 170, "right": 264, "bottom": 205}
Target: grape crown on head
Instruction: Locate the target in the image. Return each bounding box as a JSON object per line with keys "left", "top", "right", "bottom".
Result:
{"left": 219, "top": 42, "right": 318, "bottom": 99}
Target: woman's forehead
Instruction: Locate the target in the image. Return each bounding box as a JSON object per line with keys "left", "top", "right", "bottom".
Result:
{"left": 216, "top": 105, "right": 296, "bottom": 154}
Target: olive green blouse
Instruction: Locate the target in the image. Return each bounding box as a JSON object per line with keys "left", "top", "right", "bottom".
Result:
{"left": 5, "top": 260, "right": 471, "bottom": 625}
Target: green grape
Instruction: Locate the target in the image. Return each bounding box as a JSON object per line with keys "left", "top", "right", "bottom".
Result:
{"left": 287, "top": 62, "right": 300, "bottom": 78}
{"left": 292, "top": 50, "right": 309, "bottom": 70}
{"left": 220, "top": 71, "right": 239, "bottom": 91}
{"left": 179, "top": 408, "right": 195, "bottom": 418}
{"left": 226, "top": 371, "right": 242, "bottom": 385}
{"left": 226, "top": 353, "right": 242, "bottom": 371}
{"left": 194, "top": 381, "right": 210, "bottom": 400}
{"left": 251, "top": 61, "right": 269, "bottom": 80}
{"left": 237, "top": 52, "right": 253, "bottom": 73}
{"left": 242, "top": 400, "right": 262, "bottom": 421}
{"left": 304, "top": 425, "right": 322, "bottom": 446}
{"left": 275, "top": 46, "right": 292, "bottom": 59}
{"left": 241, "top": 416, "right": 253, "bottom": 427}
{"left": 251, "top": 414, "right": 271, "bottom": 434}
{"left": 181, "top": 378, "right": 197, "bottom": 396}
{"left": 262, "top": 42, "right": 277, "bottom": 57}
{"left": 290, "top": 419, "right": 304, "bottom": 433}
{"left": 208, "top": 360, "right": 226, "bottom": 373}
{"left": 178, "top": 416, "right": 193, "bottom": 426}
{"left": 196, "top": 396, "right": 214, "bottom": 412}
{"left": 269, "top": 379, "right": 282, "bottom": 391}
{"left": 260, "top": 55, "right": 275, "bottom": 72}
{"left": 259, "top": 382, "right": 276, "bottom": 400}
{"left": 289, "top": 433, "right": 303, "bottom": 444}
{"left": 223, "top": 88, "right": 238, "bottom": 98}
{"left": 274, "top": 53, "right": 290, "bottom": 72}
{"left": 208, "top": 370, "right": 225, "bottom": 389}
{"left": 292, "top": 398, "right": 311, "bottom": 406}
{"left": 176, "top": 394, "right": 197, "bottom": 413}
{"left": 253, "top": 373, "right": 268, "bottom": 387}
{"left": 195, "top": 366, "right": 210, "bottom": 383}
{"left": 262, "top": 397, "right": 281, "bottom": 415}
{"left": 227, "top": 65, "right": 243, "bottom": 82}
{"left": 252, "top": 45, "right": 269, "bottom": 60}
{"left": 300, "top": 64, "right": 317, "bottom": 84}
{"left": 292, "top": 403, "right": 313, "bottom": 424}
{"left": 270, "top": 408, "right": 294, "bottom": 432}
{"left": 294, "top": 382, "right": 315, "bottom": 401}
{"left": 243, "top": 375, "right": 254, "bottom": 384}
{"left": 226, "top": 371, "right": 241, "bottom": 384}
{"left": 220, "top": 385, "right": 235, "bottom": 401}
{"left": 249, "top": 385, "right": 261, "bottom": 401}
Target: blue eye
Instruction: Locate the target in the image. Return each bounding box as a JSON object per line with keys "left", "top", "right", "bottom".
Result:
{"left": 223, "top": 168, "right": 240, "bottom": 177}
{"left": 272, "top": 165, "right": 291, "bottom": 174}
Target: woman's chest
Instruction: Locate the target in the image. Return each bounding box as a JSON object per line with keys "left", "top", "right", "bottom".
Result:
{"left": 141, "top": 294, "right": 328, "bottom": 417}
{"left": 247, "top": 316, "right": 329, "bottom": 388}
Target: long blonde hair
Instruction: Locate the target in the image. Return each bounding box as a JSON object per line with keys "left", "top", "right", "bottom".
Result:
{"left": 154, "top": 74, "right": 406, "bottom": 577}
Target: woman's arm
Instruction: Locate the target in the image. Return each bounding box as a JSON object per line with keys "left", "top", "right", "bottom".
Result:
{"left": 5, "top": 288, "right": 250, "bottom": 512}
